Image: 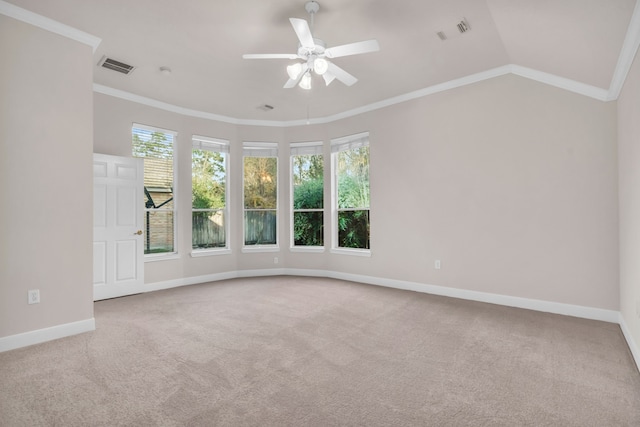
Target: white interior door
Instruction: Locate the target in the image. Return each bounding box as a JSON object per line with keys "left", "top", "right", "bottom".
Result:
{"left": 93, "top": 153, "right": 144, "bottom": 300}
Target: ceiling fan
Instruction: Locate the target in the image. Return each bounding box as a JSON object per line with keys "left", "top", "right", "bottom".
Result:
{"left": 242, "top": 1, "right": 380, "bottom": 90}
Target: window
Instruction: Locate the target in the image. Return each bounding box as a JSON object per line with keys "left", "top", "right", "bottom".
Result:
{"left": 331, "top": 133, "right": 370, "bottom": 252}
{"left": 192, "top": 136, "right": 229, "bottom": 253}
{"left": 291, "top": 142, "right": 324, "bottom": 248}
{"left": 243, "top": 142, "right": 278, "bottom": 248}
{"left": 132, "top": 124, "right": 177, "bottom": 256}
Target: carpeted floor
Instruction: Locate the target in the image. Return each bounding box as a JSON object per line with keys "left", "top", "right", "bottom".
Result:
{"left": 1, "top": 276, "right": 639, "bottom": 426}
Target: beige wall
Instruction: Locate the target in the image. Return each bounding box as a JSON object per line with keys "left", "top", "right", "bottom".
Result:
{"left": 94, "top": 73, "right": 619, "bottom": 310}
{"left": 0, "top": 15, "right": 94, "bottom": 337}
{"left": 618, "top": 49, "right": 640, "bottom": 347}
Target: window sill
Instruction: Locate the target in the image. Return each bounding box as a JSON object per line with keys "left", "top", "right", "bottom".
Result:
{"left": 144, "top": 252, "right": 180, "bottom": 262}
{"left": 242, "top": 246, "right": 280, "bottom": 254}
{"left": 290, "top": 246, "right": 325, "bottom": 253}
{"left": 330, "top": 248, "right": 371, "bottom": 257}
{"left": 190, "top": 248, "right": 231, "bottom": 257}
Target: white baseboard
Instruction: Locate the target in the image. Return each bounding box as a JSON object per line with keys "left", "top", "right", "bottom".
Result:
{"left": 619, "top": 313, "right": 640, "bottom": 372}
{"left": 322, "top": 270, "right": 620, "bottom": 323}
{"left": 0, "top": 318, "right": 95, "bottom": 353}
{"left": 141, "top": 271, "right": 238, "bottom": 294}
{"left": 2, "top": 269, "right": 630, "bottom": 357}
{"left": 152, "top": 267, "right": 620, "bottom": 324}
{"left": 236, "top": 268, "right": 287, "bottom": 278}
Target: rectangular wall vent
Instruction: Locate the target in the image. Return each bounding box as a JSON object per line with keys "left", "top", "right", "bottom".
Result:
{"left": 98, "top": 56, "right": 135, "bottom": 75}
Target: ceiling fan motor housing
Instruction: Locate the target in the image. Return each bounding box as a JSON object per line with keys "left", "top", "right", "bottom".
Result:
{"left": 305, "top": 1, "right": 320, "bottom": 15}
{"left": 298, "top": 38, "right": 326, "bottom": 57}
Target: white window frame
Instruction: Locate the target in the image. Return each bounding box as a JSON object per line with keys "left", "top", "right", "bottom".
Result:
{"left": 132, "top": 123, "right": 179, "bottom": 261}
{"left": 242, "top": 142, "right": 279, "bottom": 253}
{"left": 191, "top": 135, "right": 231, "bottom": 257}
{"left": 290, "top": 141, "right": 325, "bottom": 252}
{"left": 330, "top": 132, "right": 371, "bottom": 257}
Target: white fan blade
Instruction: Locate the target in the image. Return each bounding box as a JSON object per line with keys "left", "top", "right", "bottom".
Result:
{"left": 325, "top": 40, "right": 380, "bottom": 58}
{"left": 290, "top": 18, "right": 315, "bottom": 49}
{"left": 243, "top": 53, "right": 299, "bottom": 59}
{"left": 284, "top": 64, "right": 309, "bottom": 88}
{"left": 322, "top": 72, "right": 336, "bottom": 86}
{"left": 327, "top": 62, "right": 358, "bottom": 86}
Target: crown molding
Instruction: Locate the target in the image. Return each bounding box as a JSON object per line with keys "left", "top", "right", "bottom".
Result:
{"left": 316, "top": 65, "right": 513, "bottom": 124}
{"left": 607, "top": 0, "right": 640, "bottom": 100}
{"left": 95, "top": 63, "right": 611, "bottom": 128}
{"left": 93, "top": 84, "right": 246, "bottom": 125}
{"left": 509, "top": 65, "right": 610, "bottom": 101}
{"left": 0, "top": 0, "right": 101, "bottom": 52}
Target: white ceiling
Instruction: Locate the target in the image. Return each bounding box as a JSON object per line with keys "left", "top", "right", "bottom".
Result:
{"left": 5, "top": 0, "right": 638, "bottom": 122}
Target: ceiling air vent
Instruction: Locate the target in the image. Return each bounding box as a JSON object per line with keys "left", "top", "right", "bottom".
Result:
{"left": 437, "top": 18, "right": 471, "bottom": 41}
{"left": 98, "top": 56, "right": 135, "bottom": 75}
{"left": 457, "top": 19, "right": 470, "bottom": 34}
{"left": 257, "top": 104, "right": 275, "bottom": 112}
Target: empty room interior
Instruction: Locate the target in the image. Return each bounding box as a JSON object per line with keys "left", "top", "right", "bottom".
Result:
{"left": 2, "top": 0, "right": 640, "bottom": 424}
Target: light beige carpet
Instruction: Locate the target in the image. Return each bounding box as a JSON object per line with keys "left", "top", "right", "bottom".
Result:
{"left": 0, "top": 276, "right": 639, "bottom": 426}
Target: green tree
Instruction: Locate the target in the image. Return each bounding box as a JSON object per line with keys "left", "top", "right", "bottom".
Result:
{"left": 133, "top": 131, "right": 172, "bottom": 159}
{"left": 192, "top": 149, "right": 226, "bottom": 249}
{"left": 293, "top": 177, "right": 324, "bottom": 246}
{"left": 244, "top": 157, "right": 278, "bottom": 245}
{"left": 192, "top": 149, "right": 225, "bottom": 209}
{"left": 244, "top": 157, "right": 277, "bottom": 208}
{"left": 293, "top": 154, "right": 324, "bottom": 246}
{"left": 337, "top": 146, "right": 370, "bottom": 249}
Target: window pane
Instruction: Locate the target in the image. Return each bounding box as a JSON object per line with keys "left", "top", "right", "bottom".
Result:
{"left": 192, "top": 211, "right": 225, "bottom": 249}
{"left": 143, "top": 165, "right": 173, "bottom": 210}
{"left": 133, "top": 126, "right": 176, "bottom": 256}
{"left": 293, "top": 154, "right": 323, "bottom": 209}
{"left": 133, "top": 130, "right": 173, "bottom": 160}
{"left": 192, "top": 149, "right": 226, "bottom": 210}
{"left": 244, "top": 157, "right": 277, "bottom": 209}
{"left": 337, "top": 146, "right": 369, "bottom": 209}
{"left": 338, "top": 210, "right": 369, "bottom": 249}
{"left": 244, "top": 210, "right": 277, "bottom": 245}
{"left": 294, "top": 211, "right": 323, "bottom": 246}
{"left": 143, "top": 210, "right": 174, "bottom": 254}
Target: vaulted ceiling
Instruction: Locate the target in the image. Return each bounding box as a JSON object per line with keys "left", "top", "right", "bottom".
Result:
{"left": 5, "top": 0, "right": 639, "bottom": 122}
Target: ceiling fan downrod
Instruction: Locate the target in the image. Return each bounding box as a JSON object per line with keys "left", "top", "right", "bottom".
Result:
{"left": 305, "top": 1, "right": 320, "bottom": 33}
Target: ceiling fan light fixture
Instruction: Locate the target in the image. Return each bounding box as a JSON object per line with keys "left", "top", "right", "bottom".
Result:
{"left": 314, "top": 57, "right": 328, "bottom": 75}
{"left": 243, "top": 1, "right": 379, "bottom": 90}
{"left": 299, "top": 72, "right": 312, "bottom": 90}
{"left": 287, "top": 63, "right": 303, "bottom": 80}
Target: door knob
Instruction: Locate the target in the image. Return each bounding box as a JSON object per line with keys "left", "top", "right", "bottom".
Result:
{"left": 134, "top": 230, "right": 143, "bottom": 235}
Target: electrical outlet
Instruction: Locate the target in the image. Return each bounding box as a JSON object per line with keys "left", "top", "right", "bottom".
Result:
{"left": 435, "top": 260, "right": 441, "bottom": 270}
{"left": 28, "top": 289, "right": 40, "bottom": 305}
{"left": 274, "top": 257, "right": 279, "bottom": 264}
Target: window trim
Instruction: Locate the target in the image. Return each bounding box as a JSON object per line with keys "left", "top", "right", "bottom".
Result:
{"left": 132, "top": 123, "right": 178, "bottom": 260}
{"left": 191, "top": 135, "right": 230, "bottom": 256}
{"left": 290, "top": 141, "right": 325, "bottom": 252}
{"left": 242, "top": 141, "right": 279, "bottom": 251}
{"left": 330, "top": 132, "right": 371, "bottom": 255}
